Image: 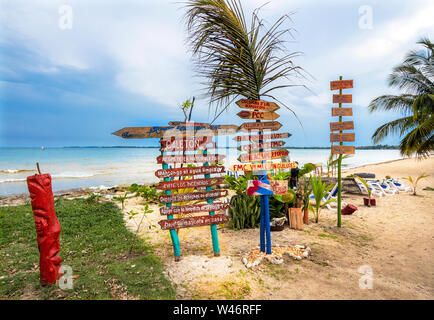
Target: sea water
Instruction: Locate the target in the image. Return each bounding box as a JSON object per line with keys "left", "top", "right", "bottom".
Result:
{"left": 0, "top": 147, "right": 405, "bottom": 196}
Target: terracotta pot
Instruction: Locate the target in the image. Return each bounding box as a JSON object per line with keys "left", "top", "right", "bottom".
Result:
{"left": 363, "top": 198, "right": 376, "bottom": 206}
{"left": 303, "top": 208, "right": 309, "bottom": 224}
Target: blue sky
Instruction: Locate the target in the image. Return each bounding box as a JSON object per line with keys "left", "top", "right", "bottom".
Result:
{"left": 0, "top": 0, "right": 433, "bottom": 147}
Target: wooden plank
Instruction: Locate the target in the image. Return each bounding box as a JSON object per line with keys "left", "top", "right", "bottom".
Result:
{"left": 237, "top": 110, "right": 280, "bottom": 120}
{"left": 331, "top": 107, "right": 353, "bottom": 117}
{"left": 331, "top": 145, "right": 355, "bottom": 155}
{"left": 330, "top": 121, "right": 354, "bottom": 132}
{"left": 234, "top": 132, "right": 291, "bottom": 142}
{"left": 159, "top": 189, "right": 228, "bottom": 203}
{"left": 230, "top": 162, "right": 298, "bottom": 171}
{"left": 236, "top": 99, "right": 279, "bottom": 112}
{"left": 237, "top": 140, "right": 285, "bottom": 152}
{"left": 158, "top": 214, "right": 229, "bottom": 230}
{"left": 330, "top": 133, "right": 355, "bottom": 143}
{"left": 270, "top": 180, "right": 288, "bottom": 195}
{"left": 160, "top": 202, "right": 230, "bottom": 215}
{"left": 156, "top": 177, "right": 224, "bottom": 190}
{"left": 333, "top": 94, "right": 352, "bottom": 104}
{"left": 156, "top": 154, "right": 225, "bottom": 164}
{"left": 113, "top": 125, "right": 236, "bottom": 139}
{"left": 238, "top": 149, "right": 289, "bottom": 163}
{"left": 159, "top": 136, "right": 215, "bottom": 151}
{"left": 167, "top": 122, "right": 238, "bottom": 132}
{"left": 168, "top": 121, "right": 210, "bottom": 127}
{"left": 155, "top": 165, "right": 225, "bottom": 178}
{"left": 238, "top": 121, "right": 282, "bottom": 132}
{"left": 330, "top": 80, "right": 353, "bottom": 91}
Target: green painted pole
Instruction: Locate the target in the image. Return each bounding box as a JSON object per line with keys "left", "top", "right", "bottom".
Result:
{"left": 337, "top": 75, "right": 343, "bottom": 228}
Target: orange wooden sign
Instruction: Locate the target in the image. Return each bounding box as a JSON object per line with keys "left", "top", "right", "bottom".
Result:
{"left": 237, "top": 140, "right": 285, "bottom": 152}
{"left": 238, "top": 121, "right": 282, "bottom": 132}
{"left": 330, "top": 80, "right": 353, "bottom": 91}
{"left": 230, "top": 162, "right": 298, "bottom": 172}
{"left": 332, "top": 107, "right": 353, "bottom": 117}
{"left": 237, "top": 110, "right": 280, "bottom": 120}
{"left": 330, "top": 121, "right": 354, "bottom": 132}
{"left": 330, "top": 133, "right": 355, "bottom": 143}
{"left": 238, "top": 149, "right": 289, "bottom": 163}
{"left": 234, "top": 132, "right": 291, "bottom": 142}
{"left": 156, "top": 154, "right": 225, "bottom": 164}
{"left": 333, "top": 94, "right": 352, "bottom": 104}
{"left": 155, "top": 165, "right": 225, "bottom": 178}
{"left": 331, "top": 145, "right": 355, "bottom": 155}
{"left": 236, "top": 99, "right": 279, "bottom": 112}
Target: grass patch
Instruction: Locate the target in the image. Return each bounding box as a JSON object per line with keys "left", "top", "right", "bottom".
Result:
{"left": 0, "top": 198, "right": 174, "bottom": 300}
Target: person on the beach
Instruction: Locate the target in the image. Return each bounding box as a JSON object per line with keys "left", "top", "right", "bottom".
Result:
{"left": 290, "top": 162, "right": 300, "bottom": 189}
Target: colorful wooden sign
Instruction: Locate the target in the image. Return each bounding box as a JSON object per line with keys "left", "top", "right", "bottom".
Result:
{"left": 156, "top": 177, "right": 224, "bottom": 190}
{"left": 155, "top": 165, "right": 225, "bottom": 178}
{"left": 247, "top": 180, "right": 274, "bottom": 196}
{"left": 331, "top": 107, "right": 353, "bottom": 117}
{"left": 238, "top": 149, "right": 289, "bottom": 163}
{"left": 330, "top": 133, "right": 355, "bottom": 143}
{"left": 237, "top": 110, "right": 280, "bottom": 120}
{"left": 168, "top": 122, "right": 238, "bottom": 132}
{"left": 238, "top": 121, "right": 282, "bottom": 132}
{"left": 269, "top": 180, "right": 288, "bottom": 195}
{"left": 230, "top": 162, "right": 298, "bottom": 172}
{"left": 237, "top": 140, "right": 285, "bottom": 152}
{"left": 158, "top": 214, "right": 229, "bottom": 230}
{"left": 236, "top": 99, "right": 279, "bottom": 112}
{"left": 160, "top": 202, "right": 230, "bottom": 215}
{"left": 333, "top": 94, "right": 352, "bottom": 104}
{"left": 331, "top": 145, "right": 356, "bottom": 155}
{"left": 156, "top": 154, "right": 225, "bottom": 164}
{"left": 159, "top": 189, "right": 228, "bottom": 203}
{"left": 330, "top": 80, "right": 353, "bottom": 91}
{"left": 330, "top": 121, "right": 354, "bottom": 132}
{"left": 234, "top": 132, "right": 291, "bottom": 142}
{"left": 160, "top": 136, "right": 215, "bottom": 151}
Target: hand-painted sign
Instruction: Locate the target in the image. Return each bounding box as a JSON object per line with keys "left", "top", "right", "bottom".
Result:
{"left": 333, "top": 94, "right": 352, "bottom": 104}
{"left": 330, "top": 133, "right": 355, "bottom": 143}
{"left": 156, "top": 177, "right": 224, "bottom": 190}
{"left": 237, "top": 140, "right": 285, "bottom": 152}
{"left": 331, "top": 107, "right": 353, "bottom": 117}
{"left": 236, "top": 99, "right": 280, "bottom": 112}
{"left": 239, "top": 149, "right": 289, "bottom": 163}
{"left": 234, "top": 132, "right": 291, "bottom": 142}
{"left": 158, "top": 214, "right": 229, "bottom": 230}
{"left": 237, "top": 110, "right": 280, "bottom": 120}
{"left": 238, "top": 121, "right": 282, "bottom": 132}
{"left": 330, "top": 121, "right": 354, "bottom": 132}
{"left": 160, "top": 136, "right": 215, "bottom": 151}
{"left": 159, "top": 190, "right": 228, "bottom": 203}
{"left": 247, "top": 180, "right": 274, "bottom": 196}
{"left": 270, "top": 180, "right": 288, "bottom": 195}
{"left": 168, "top": 122, "right": 238, "bottom": 132}
{"left": 155, "top": 165, "right": 225, "bottom": 178}
{"left": 160, "top": 202, "right": 229, "bottom": 215}
{"left": 156, "top": 154, "right": 225, "bottom": 164}
{"left": 230, "top": 162, "right": 298, "bottom": 172}
{"left": 331, "top": 145, "right": 355, "bottom": 155}
{"left": 330, "top": 80, "right": 353, "bottom": 90}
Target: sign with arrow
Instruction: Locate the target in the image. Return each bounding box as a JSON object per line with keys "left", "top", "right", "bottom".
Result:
{"left": 238, "top": 121, "right": 282, "bottom": 132}
{"left": 155, "top": 165, "right": 225, "bottom": 178}
{"left": 236, "top": 99, "right": 280, "bottom": 112}
{"left": 160, "top": 202, "right": 229, "bottom": 215}
{"left": 238, "top": 149, "right": 289, "bottom": 163}
{"left": 159, "top": 136, "right": 215, "bottom": 152}
{"left": 159, "top": 189, "right": 228, "bottom": 203}
{"left": 237, "top": 140, "right": 285, "bottom": 152}
{"left": 156, "top": 177, "right": 224, "bottom": 190}
{"left": 156, "top": 154, "right": 225, "bottom": 164}
{"left": 237, "top": 110, "right": 280, "bottom": 120}
{"left": 230, "top": 162, "right": 298, "bottom": 172}
{"left": 234, "top": 132, "right": 291, "bottom": 142}
{"left": 158, "top": 214, "right": 229, "bottom": 230}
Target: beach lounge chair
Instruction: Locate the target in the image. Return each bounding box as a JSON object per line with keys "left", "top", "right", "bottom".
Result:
{"left": 368, "top": 181, "right": 396, "bottom": 195}
{"left": 355, "top": 177, "right": 383, "bottom": 198}
{"left": 387, "top": 179, "right": 412, "bottom": 192}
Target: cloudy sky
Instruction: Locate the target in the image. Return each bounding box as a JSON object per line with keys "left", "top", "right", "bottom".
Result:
{"left": 0, "top": 0, "right": 433, "bottom": 147}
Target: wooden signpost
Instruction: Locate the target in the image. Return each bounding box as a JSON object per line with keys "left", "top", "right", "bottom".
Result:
{"left": 236, "top": 99, "right": 279, "bottom": 112}
{"left": 238, "top": 149, "right": 289, "bottom": 163}
{"left": 330, "top": 77, "right": 356, "bottom": 228}
{"left": 238, "top": 121, "right": 282, "bottom": 132}
{"left": 237, "top": 110, "right": 280, "bottom": 120}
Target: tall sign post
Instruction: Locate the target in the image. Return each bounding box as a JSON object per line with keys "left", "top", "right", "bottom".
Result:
{"left": 330, "top": 77, "right": 355, "bottom": 227}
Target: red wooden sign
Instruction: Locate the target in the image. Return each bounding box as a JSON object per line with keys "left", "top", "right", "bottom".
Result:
{"left": 234, "top": 132, "right": 291, "bottom": 142}
{"left": 156, "top": 154, "right": 225, "bottom": 164}
{"left": 330, "top": 133, "right": 355, "bottom": 143}
{"left": 239, "top": 149, "right": 289, "bottom": 163}
{"left": 159, "top": 189, "right": 228, "bottom": 203}
{"left": 238, "top": 121, "right": 282, "bottom": 132}
{"left": 237, "top": 140, "right": 285, "bottom": 152}
{"left": 333, "top": 94, "right": 352, "bottom": 104}
{"left": 331, "top": 107, "right": 353, "bottom": 117}
{"left": 237, "top": 110, "right": 280, "bottom": 120}
{"left": 158, "top": 214, "right": 229, "bottom": 230}
{"left": 156, "top": 177, "right": 224, "bottom": 190}
{"left": 330, "top": 121, "right": 354, "bottom": 132}
{"left": 160, "top": 202, "right": 229, "bottom": 215}
{"left": 330, "top": 80, "right": 353, "bottom": 90}
{"left": 155, "top": 165, "right": 225, "bottom": 178}
{"left": 331, "top": 145, "right": 355, "bottom": 155}
{"left": 160, "top": 136, "right": 215, "bottom": 151}
{"left": 236, "top": 99, "right": 279, "bottom": 112}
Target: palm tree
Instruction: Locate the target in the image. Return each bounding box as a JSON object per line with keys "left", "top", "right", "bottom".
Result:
{"left": 369, "top": 38, "right": 434, "bottom": 157}
{"left": 183, "top": 0, "right": 307, "bottom": 120}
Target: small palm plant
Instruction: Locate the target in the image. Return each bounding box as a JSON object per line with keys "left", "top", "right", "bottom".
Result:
{"left": 402, "top": 173, "right": 429, "bottom": 195}
{"left": 308, "top": 175, "right": 335, "bottom": 223}
{"left": 356, "top": 175, "right": 373, "bottom": 207}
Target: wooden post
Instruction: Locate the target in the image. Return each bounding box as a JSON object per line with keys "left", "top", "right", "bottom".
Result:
{"left": 337, "top": 76, "right": 343, "bottom": 228}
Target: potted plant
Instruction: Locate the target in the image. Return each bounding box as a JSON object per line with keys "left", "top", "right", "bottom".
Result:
{"left": 356, "top": 176, "right": 376, "bottom": 206}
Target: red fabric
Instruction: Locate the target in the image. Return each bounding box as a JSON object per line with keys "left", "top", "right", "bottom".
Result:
{"left": 342, "top": 204, "right": 358, "bottom": 215}
{"left": 27, "top": 174, "right": 61, "bottom": 285}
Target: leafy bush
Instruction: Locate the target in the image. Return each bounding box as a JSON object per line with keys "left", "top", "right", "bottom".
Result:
{"left": 228, "top": 194, "right": 260, "bottom": 230}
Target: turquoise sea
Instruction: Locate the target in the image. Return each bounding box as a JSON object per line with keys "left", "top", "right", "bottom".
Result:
{"left": 0, "top": 147, "right": 405, "bottom": 196}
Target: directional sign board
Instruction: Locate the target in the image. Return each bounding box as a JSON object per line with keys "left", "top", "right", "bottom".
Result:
{"left": 234, "top": 132, "right": 291, "bottom": 142}
{"left": 237, "top": 140, "right": 285, "bottom": 152}
{"left": 333, "top": 94, "right": 352, "bottom": 104}
{"left": 238, "top": 121, "right": 282, "bottom": 132}
{"left": 159, "top": 190, "right": 228, "bottom": 203}
{"left": 160, "top": 202, "right": 230, "bottom": 215}
{"left": 237, "top": 110, "right": 280, "bottom": 120}
{"left": 331, "top": 145, "right": 356, "bottom": 155}
{"left": 330, "top": 133, "right": 355, "bottom": 143}
{"left": 160, "top": 136, "right": 215, "bottom": 151}
{"left": 332, "top": 107, "right": 353, "bottom": 117}
{"left": 231, "top": 162, "right": 298, "bottom": 172}
{"left": 155, "top": 165, "right": 225, "bottom": 178}
{"left": 156, "top": 154, "right": 225, "bottom": 164}
{"left": 236, "top": 99, "right": 279, "bottom": 112}
{"left": 113, "top": 125, "right": 236, "bottom": 139}
{"left": 330, "top": 121, "right": 354, "bottom": 132}
{"left": 239, "top": 149, "right": 289, "bottom": 163}
{"left": 158, "top": 214, "right": 229, "bottom": 230}
{"left": 156, "top": 177, "right": 224, "bottom": 190}
{"left": 330, "top": 80, "right": 353, "bottom": 91}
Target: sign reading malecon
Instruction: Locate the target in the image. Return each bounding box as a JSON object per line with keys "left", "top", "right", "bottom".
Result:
{"left": 239, "top": 149, "right": 289, "bottom": 163}
{"left": 160, "top": 202, "right": 230, "bottom": 215}
{"left": 159, "top": 190, "right": 228, "bottom": 203}
{"left": 237, "top": 110, "right": 280, "bottom": 120}
{"left": 234, "top": 132, "right": 291, "bottom": 142}
{"left": 156, "top": 177, "right": 224, "bottom": 190}
{"left": 155, "top": 165, "right": 225, "bottom": 178}
{"left": 238, "top": 121, "right": 282, "bottom": 132}
{"left": 236, "top": 99, "right": 280, "bottom": 112}
{"left": 330, "top": 121, "right": 354, "bottom": 132}
{"left": 330, "top": 133, "right": 355, "bottom": 143}
{"left": 331, "top": 107, "right": 353, "bottom": 117}
{"left": 331, "top": 145, "right": 356, "bottom": 155}
{"left": 158, "top": 214, "right": 229, "bottom": 230}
